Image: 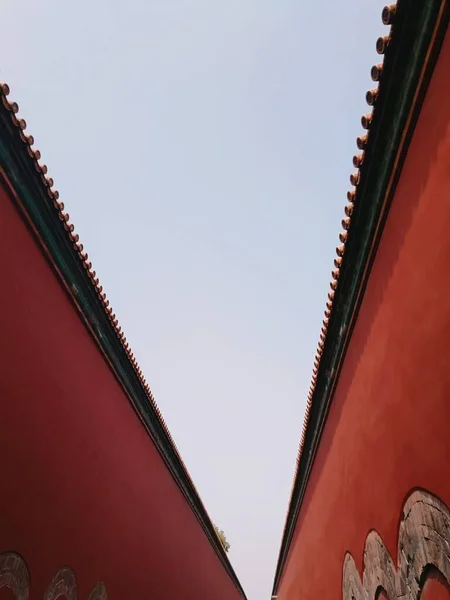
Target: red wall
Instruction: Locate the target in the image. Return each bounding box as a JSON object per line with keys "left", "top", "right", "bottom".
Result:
{"left": 0, "top": 176, "right": 241, "bottom": 597}
{"left": 422, "top": 570, "right": 450, "bottom": 600}
{"left": 278, "top": 26, "right": 450, "bottom": 600}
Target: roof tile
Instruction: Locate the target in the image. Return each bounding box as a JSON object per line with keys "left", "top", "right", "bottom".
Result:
{"left": 277, "top": 2, "right": 397, "bottom": 571}
{"left": 0, "top": 80, "right": 208, "bottom": 525}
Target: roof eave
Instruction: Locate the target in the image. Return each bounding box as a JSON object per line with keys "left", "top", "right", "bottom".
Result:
{"left": 272, "top": 0, "right": 450, "bottom": 594}
{"left": 0, "top": 92, "right": 247, "bottom": 599}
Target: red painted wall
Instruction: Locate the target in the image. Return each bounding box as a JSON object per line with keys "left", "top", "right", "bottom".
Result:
{"left": 422, "top": 570, "right": 450, "bottom": 600}
{"left": 278, "top": 26, "right": 450, "bottom": 600}
{"left": 0, "top": 178, "right": 240, "bottom": 597}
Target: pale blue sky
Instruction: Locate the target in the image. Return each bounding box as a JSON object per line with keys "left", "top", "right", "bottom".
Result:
{"left": 1, "top": 2, "right": 383, "bottom": 598}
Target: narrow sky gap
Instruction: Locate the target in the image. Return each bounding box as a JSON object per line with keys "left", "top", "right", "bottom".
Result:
{"left": 1, "top": 1, "right": 384, "bottom": 597}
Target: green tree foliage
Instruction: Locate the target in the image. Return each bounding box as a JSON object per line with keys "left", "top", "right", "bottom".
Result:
{"left": 213, "top": 524, "right": 231, "bottom": 553}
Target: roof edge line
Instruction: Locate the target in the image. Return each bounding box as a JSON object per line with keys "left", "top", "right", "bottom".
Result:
{"left": 0, "top": 97, "right": 247, "bottom": 598}
{"left": 272, "top": 0, "right": 450, "bottom": 594}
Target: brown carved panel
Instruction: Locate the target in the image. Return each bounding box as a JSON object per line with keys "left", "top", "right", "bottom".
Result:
{"left": 0, "top": 553, "right": 29, "bottom": 600}
{"left": 87, "top": 582, "right": 107, "bottom": 600}
{"left": 343, "top": 490, "right": 450, "bottom": 600}
{"left": 43, "top": 567, "right": 77, "bottom": 600}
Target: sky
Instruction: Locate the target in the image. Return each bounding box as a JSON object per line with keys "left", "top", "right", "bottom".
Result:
{"left": 1, "top": 1, "right": 385, "bottom": 598}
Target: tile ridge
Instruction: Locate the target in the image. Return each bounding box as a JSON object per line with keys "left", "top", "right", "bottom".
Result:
{"left": 0, "top": 81, "right": 212, "bottom": 525}
{"left": 277, "top": 0, "right": 397, "bottom": 566}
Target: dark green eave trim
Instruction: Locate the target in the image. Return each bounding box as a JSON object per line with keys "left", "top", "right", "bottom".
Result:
{"left": 272, "top": 0, "right": 450, "bottom": 594}
{"left": 0, "top": 99, "right": 246, "bottom": 599}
